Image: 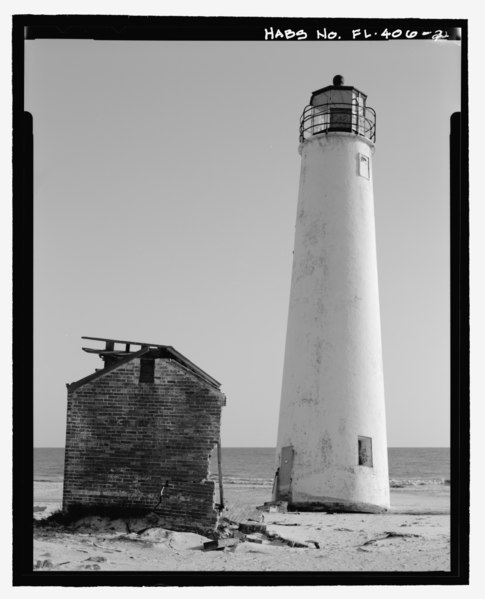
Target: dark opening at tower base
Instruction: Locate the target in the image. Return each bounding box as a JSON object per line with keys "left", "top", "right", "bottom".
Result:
{"left": 287, "top": 500, "right": 389, "bottom": 514}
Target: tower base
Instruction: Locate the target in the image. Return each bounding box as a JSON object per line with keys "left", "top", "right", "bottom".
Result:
{"left": 288, "top": 495, "right": 389, "bottom": 514}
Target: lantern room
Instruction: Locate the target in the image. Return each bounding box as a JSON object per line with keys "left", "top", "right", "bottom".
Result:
{"left": 299, "top": 75, "right": 376, "bottom": 143}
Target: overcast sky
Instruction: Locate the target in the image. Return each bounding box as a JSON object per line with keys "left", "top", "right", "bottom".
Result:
{"left": 25, "top": 37, "right": 460, "bottom": 448}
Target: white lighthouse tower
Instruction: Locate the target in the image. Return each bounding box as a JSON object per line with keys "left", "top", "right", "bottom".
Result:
{"left": 274, "top": 75, "right": 390, "bottom": 512}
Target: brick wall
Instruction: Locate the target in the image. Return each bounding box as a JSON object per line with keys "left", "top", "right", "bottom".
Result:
{"left": 63, "top": 357, "right": 225, "bottom": 534}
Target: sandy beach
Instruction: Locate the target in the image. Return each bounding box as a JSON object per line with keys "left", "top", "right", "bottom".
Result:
{"left": 33, "top": 481, "right": 450, "bottom": 572}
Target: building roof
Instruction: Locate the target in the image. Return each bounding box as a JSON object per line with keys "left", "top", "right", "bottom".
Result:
{"left": 67, "top": 336, "right": 221, "bottom": 392}
{"left": 310, "top": 84, "right": 367, "bottom": 101}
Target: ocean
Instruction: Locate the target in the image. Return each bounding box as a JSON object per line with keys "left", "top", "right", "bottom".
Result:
{"left": 34, "top": 447, "right": 450, "bottom": 489}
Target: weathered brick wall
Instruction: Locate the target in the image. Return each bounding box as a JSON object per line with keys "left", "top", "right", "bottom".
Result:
{"left": 63, "top": 358, "right": 225, "bottom": 534}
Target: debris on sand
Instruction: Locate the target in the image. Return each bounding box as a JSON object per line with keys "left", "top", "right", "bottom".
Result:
{"left": 256, "top": 501, "right": 288, "bottom": 513}
{"left": 203, "top": 538, "right": 240, "bottom": 551}
{"left": 361, "top": 531, "right": 421, "bottom": 546}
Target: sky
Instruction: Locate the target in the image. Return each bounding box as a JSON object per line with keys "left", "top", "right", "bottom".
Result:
{"left": 25, "top": 36, "right": 461, "bottom": 448}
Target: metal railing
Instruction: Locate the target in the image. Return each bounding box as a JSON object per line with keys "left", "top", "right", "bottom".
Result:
{"left": 299, "top": 100, "right": 376, "bottom": 143}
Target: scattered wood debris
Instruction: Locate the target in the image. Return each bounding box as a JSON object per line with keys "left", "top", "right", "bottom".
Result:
{"left": 256, "top": 501, "right": 288, "bottom": 513}
{"left": 361, "top": 531, "right": 421, "bottom": 546}
{"left": 239, "top": 520, "right": 267, "bottom": 534}
{"left": 305, "top": 540, "right": 320, "bottom": 549}
{"left": 203, "top": 538, "right": 240, "bottom": 551}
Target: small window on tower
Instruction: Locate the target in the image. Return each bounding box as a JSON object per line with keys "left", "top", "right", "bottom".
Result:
{"left": 358, "top": 436, "right": 373, "bottom": 467}
{"left": 358, "top": 153, "right": 370, "bottom": 179}
{"left": 139, "top": 358, "right": 155, "bottom": 383}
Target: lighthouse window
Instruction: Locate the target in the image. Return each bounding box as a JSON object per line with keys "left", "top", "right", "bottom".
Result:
{"left": 358, "top": 153, "right": 370, "bottom": 179}
{"left": 358, "top": 436, "right": 373, "bottom": 467}
{"left": 329, "top": 106, "right": 352, "bottom": 131}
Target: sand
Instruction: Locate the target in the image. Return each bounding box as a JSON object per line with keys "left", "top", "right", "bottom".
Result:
{"left": 33, "top": 482, "right": 450, "bottom": 572}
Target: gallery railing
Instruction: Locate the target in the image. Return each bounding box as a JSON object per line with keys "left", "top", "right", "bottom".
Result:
{"left": 299, "top": 101, "right": 376, "bottom": 143}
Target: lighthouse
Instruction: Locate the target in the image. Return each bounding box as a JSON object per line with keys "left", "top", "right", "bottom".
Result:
{"left": 274, "top": 76, "right": 390, "bottom": 512}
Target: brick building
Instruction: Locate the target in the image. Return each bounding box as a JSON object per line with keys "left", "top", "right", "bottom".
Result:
{"left": 63, "top": 336, "right": 226, "bottom": 534}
